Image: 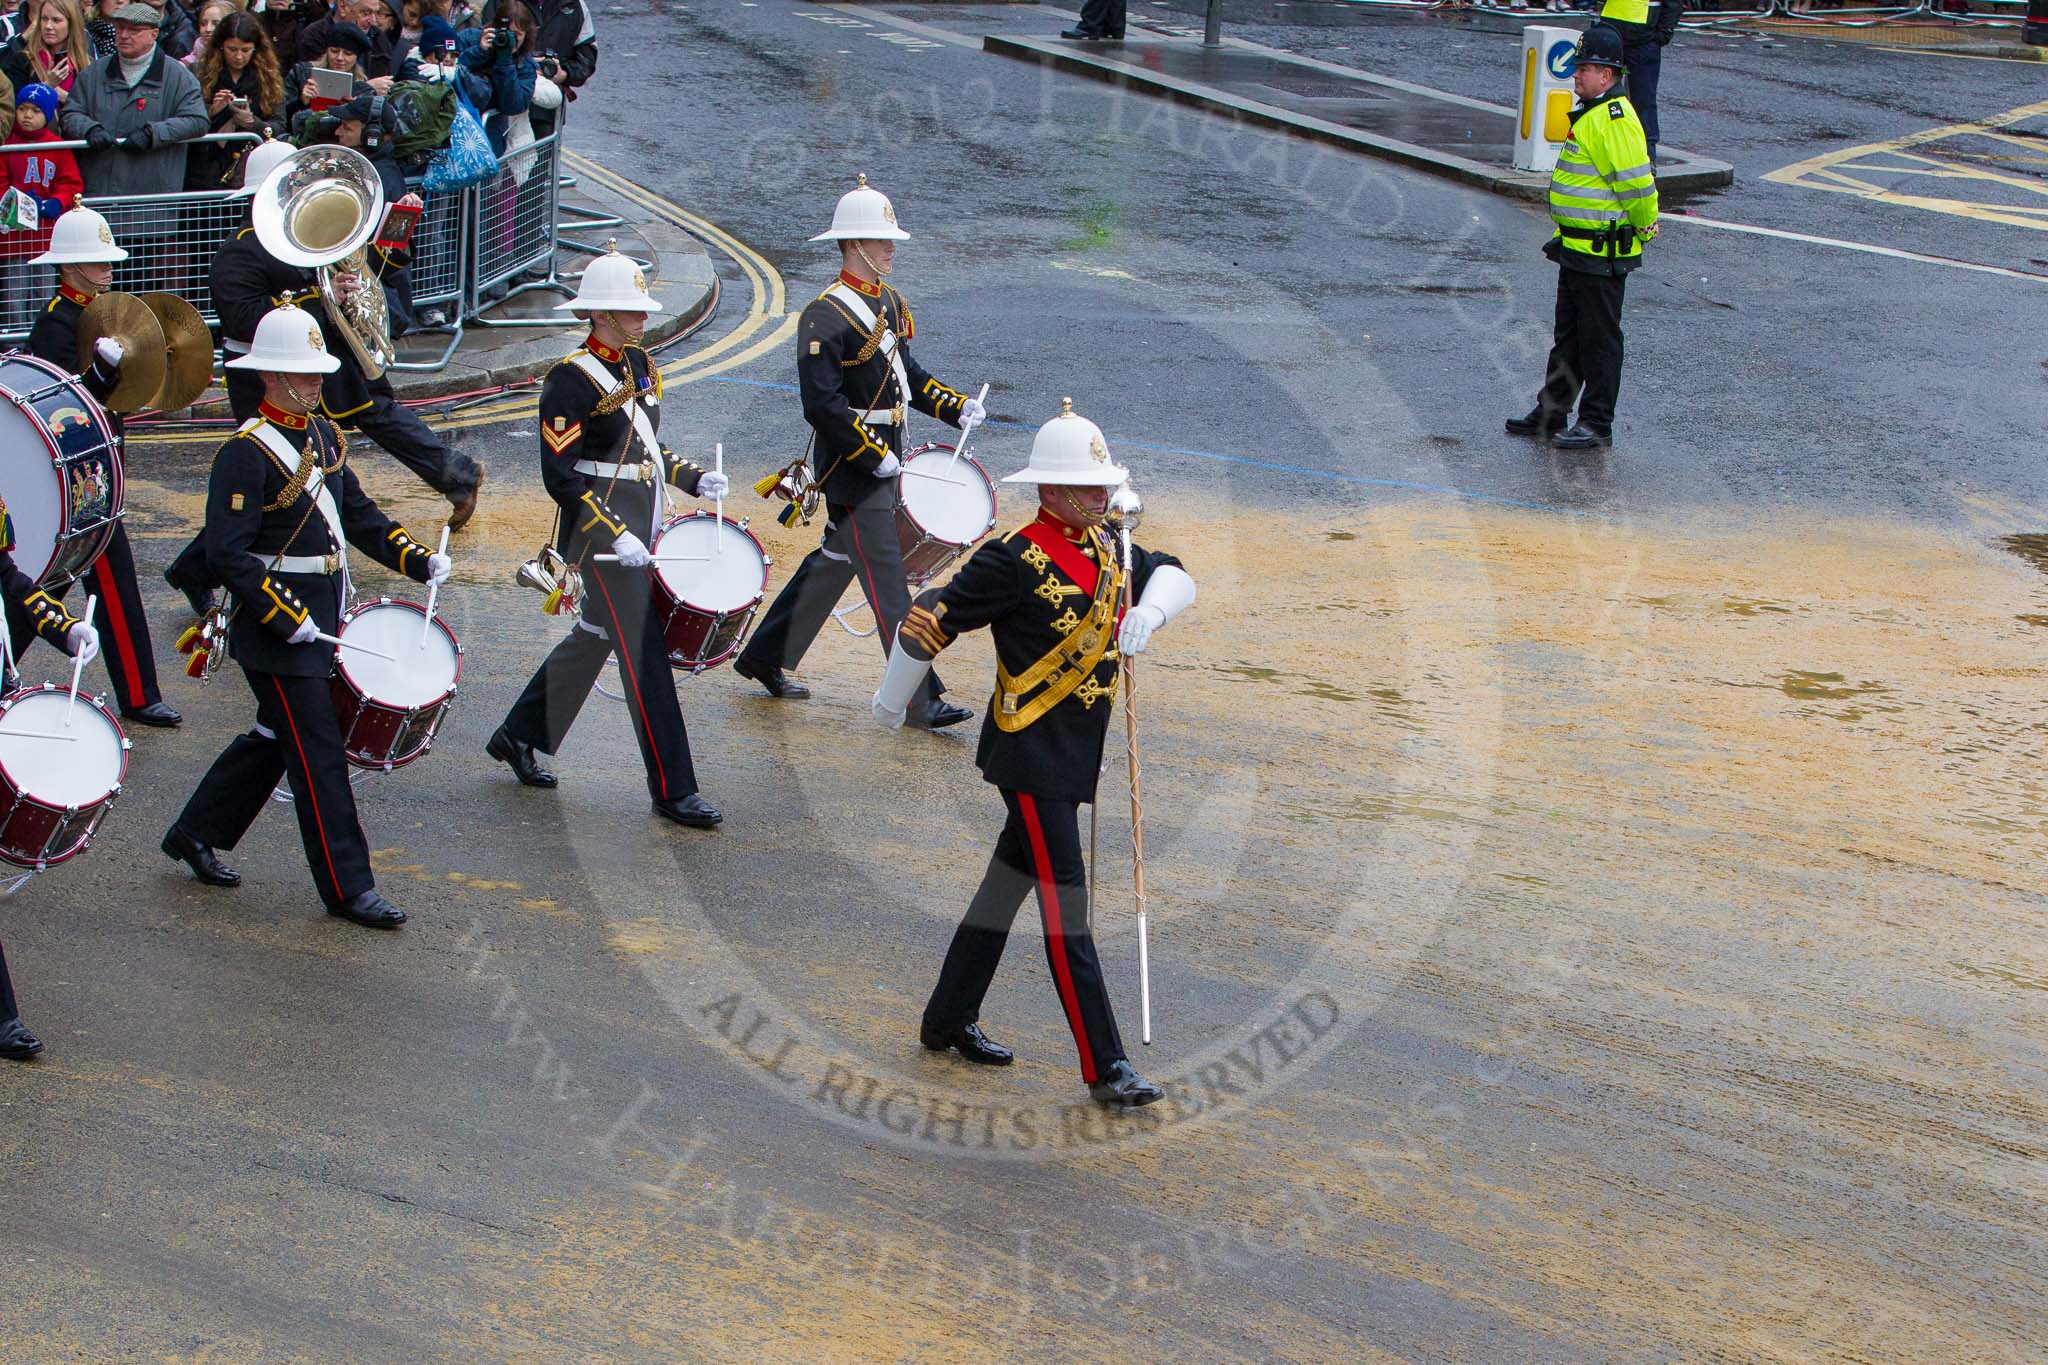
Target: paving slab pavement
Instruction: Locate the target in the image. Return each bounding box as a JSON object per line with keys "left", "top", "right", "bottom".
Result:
{"left": 984, "top": 29, "right": 1734, "bottom": 200}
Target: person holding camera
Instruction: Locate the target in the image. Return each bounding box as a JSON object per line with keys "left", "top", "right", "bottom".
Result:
{"left": 59, "top": 1, "right": 206, "bottom": 196}
{"left": 505, "top": 0, "right": 590, "bottom": 137}
{"left": 454, "top": 0, "right": 529, "bottom": 153}
{"left": 282, "top": 17, "right": 368, "bottom": 129}
{"left": 3, "top": 0, "right": 92, "bottom": 102}
{"left": 185, "top": 9, "right": 284, "bottom": 189}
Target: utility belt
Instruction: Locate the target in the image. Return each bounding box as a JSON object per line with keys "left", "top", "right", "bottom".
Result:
{"left": 255, "top": 551, "right": 341, "bottom": 575}
{"left": 1556, "top": 223, "right": 1639, "bottom": 253}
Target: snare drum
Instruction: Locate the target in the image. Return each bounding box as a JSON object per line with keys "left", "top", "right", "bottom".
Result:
{"left": 0, "top": 352, "right": 124, "bottom": 585}
{"left": 895, "top": 442, "right": 996, "bottom": 585}
{"left": 651, "top": 513, "right": 769, "bottom": 673}
{"left": 329, "top": 598, "right": 463, "bottom": 772}
{"left": 0, "top": 684, "right": 130, "bottom": 870}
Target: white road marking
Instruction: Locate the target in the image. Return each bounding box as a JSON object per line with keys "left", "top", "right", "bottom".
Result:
{"left": 1668, "top": 213, "right": 2048, "bottom": 283}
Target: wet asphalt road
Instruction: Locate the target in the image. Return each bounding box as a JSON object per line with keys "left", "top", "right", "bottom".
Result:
{"left": 2, "top": 3, "right": 2045, "bottom": 1360}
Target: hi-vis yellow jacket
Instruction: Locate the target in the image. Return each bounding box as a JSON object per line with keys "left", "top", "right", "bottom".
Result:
{"left": 1548, "top": 94, "right": 1659, "bottom": 274}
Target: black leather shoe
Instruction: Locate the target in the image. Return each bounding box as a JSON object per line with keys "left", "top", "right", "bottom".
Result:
{"left": 908, "top": 698, "right": 973, "bottom": 730}
{"left": 485, "top": 726, "right": 557, "bottom": 788}
{"left": 1505, "top": 407, "right": 1563, "bottom": 438}
{"left": 654, "top": 793, "right": 723, "bottom": 828}
{"left": 447, "top": 464, "right": 485, "bottom": 532}
{"left": 733, "top": 655, "right": 810, "bottom": 699}
{"left": 162, "top": 826, "right": 241, "bottom": 887}
{"left": 122, "top": 701, "right": 182, "bottom": 727}
{"left": 329, "top": 889, "right": 406, "bottom": 928}
{"left": 920, "top": 1021, "right": 1014, "bottom": 1066}
{"left": 1088, "top": 1059, "right": 1165, "bottom": 1107}
{"left": 0, "top": 1017, "right": 43, "bottom": 1060}
{"left": 1060, "top": 26, "right": 1105, "bottom": 39}
{"left": 1550, "top": 422, "right": 1612, "bottom": 451}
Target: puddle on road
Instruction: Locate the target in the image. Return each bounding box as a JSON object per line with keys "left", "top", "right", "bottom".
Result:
{"left": 1997, "top": 532, "right": 2048, "bottom": 573}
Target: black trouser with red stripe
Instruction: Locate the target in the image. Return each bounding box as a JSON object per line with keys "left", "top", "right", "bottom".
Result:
{"left": 5, "top": 523, "right": 163, "bottom": 714}
{"left": 924, "top": 789, "right": 1125, "bottom": 1083}
{"left": 737, "top": 498, "right": 944, "bottom": 701}
{"left": 172, "top": 668, "right": 374, "bottom": 908}
{"left": 498, "top": 558, "right": 699, "bottom": 802}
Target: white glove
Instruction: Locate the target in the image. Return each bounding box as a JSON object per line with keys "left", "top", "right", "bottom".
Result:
{"left": 288, "top": 617, "right": 320, "bottom": 645}
{"left": 871, "top": 690, "right": 907, "bottom": 731}
{"left": 94, "top": 336, "right": 123, "bottom": 367}
{"left": 65, "top": 621, "right": 99, "bottom": 666}
{"left": 1118, "top": 604, "right": 1165, "bottom": 657}
{"left": 873, "top": 452, "right": 902, "bottom": 479}
{"left": 426, "top": 553, "right": 453, "bottom": 587}
{"left": 697, "top": 470, "right": 729, "bottom": 501}
{"left": 957, "top": 397, "right": 986, "bottom": 429}
{"left": 611, "top": 532, "right": 652, "bottom": 568}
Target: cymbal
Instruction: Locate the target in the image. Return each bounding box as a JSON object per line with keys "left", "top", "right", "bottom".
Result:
{"left": 139, "top": 292, "right": 214, "bottom": 413}
{"left": 76, "top": 291, "right": 167, "bottom": 413}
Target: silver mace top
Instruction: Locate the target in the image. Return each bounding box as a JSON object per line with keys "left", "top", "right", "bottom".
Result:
{"left": 1109, "top": 480, "right": 1143, "bottom": 532}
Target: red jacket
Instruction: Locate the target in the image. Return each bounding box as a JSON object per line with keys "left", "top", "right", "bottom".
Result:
{"left": 0, "top": 127, "right": 85, "bottom": 259}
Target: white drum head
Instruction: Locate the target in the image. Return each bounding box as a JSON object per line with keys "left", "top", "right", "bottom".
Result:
{"left": 901, "top": 450, "right": 995, "bottom": 545}
{"left": 656, "top": 517, "right": 767, "bottom": 612}
{"left": 0, "top": 402, "right": 61, "bottom": 581}
{"left": 0, "top": 689, "right": 124, "bottom": 806}
{"left": 339, "top": 602, "right": 460, "bottom": 707}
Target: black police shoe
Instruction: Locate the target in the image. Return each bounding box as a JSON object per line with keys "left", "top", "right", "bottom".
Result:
{"left": 654, "top": 794, "right": 723, "bottom": 828}
{"left": 1505, "top": 407, "right": 1564, "bottom": 438}
{"left": 1088, "top": 1059, "right": 1165, "bottom": 1107}
{"left": 0, "top": 1017, "right": 44, "bottom": 1060}
{"left": 920, "top": 1021, "right": 1014, "bottom": 1066}
{"left": 485, "top": 725, "right": 557, "bottom": 788}
{"left": 122, "top": 701, "right": 182, "bottom": 727}
{"left": 1550, "top": 423, "right": 1613, "bottom": 451}
{"left": 908, "top": 698, "right": 974, "bottom": 730}
{"left": 1060, "top": 27, "right": 1106, "bottom": 39}
{"left": 732, "top": 655, "right": 811, "bottom": 699}
{"left": 329, "top": 889, "right": 407, "bottom": 928}
{"left": 162, "top": 826, "right": 241, "bottom": 887}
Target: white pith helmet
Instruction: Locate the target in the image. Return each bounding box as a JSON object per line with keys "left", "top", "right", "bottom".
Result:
{"left": 555, "top": 242, "right": 665, "bottom": 314}
{"left": 31, "top": 207, "right": 126, "bottom": 265}
{"left": 225, "top": 303, "right": 341, "bottom": 373}
{"left": 1003, "top": 398, "right": 1129, "bottom": 487}
{"left": 238, "top": 137, "right": 297, "bottom": 196}
{"left": 810, "top": 173, "right": 909, "bottom": 243}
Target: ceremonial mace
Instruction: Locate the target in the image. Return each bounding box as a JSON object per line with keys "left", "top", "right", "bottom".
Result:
{"left": 1111, "top": 482, "right": 1152, "bottom": 1045}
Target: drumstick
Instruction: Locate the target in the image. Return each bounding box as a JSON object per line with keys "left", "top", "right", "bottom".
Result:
{"left": 946, "top": 383, "right": 991, "bottom": 474}
{"left": 0, "top": 729, "right": 80, "bottom": 742}
{"left": 64, "top": 593, "right": 97, "bottom": 726}
{"left": 901, "top": 468, "right": 970, "bottom": 487}
{"left": 420, "top": 524, "right": 450, "bottom": 650}
{"left": 592, "top": 553, "right": 711, "bottom": 564}
{"left": 714, "top": 443, "right": 724, "bottom": 557}
{"left": 314, "top": 631, "right": 398, "bottom": 662}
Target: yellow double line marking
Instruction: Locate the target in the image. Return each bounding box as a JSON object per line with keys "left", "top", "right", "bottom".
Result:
{"left": 128, "top": 161, "right": 794, "bottom": 445}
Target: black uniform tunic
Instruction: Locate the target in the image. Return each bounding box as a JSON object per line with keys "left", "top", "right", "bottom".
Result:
{"left": 169, "top": 402, "right": 434, "bottom": 908}
{"left": 496, "top": 337, "right": 713, "bottom": 802}
{"left": 903, "top": 509, "right": 1183, "bottom": 1083}
{"left": 736, "top": 271, "right": 969, "bottom": 698}
{"left": 10, "top": 283, "right": 166, "bottom": 716}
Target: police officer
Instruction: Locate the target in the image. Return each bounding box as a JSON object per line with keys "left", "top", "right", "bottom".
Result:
{"left": 1506, "top": 26, "right": 1658, "bottom": 452}
{"left": 733, "top": 175, "right": 985, "bottom": 729}
{"left": 159, "top": 303, "right": 451, "bottom": 928}
{"left": 873, "top": 400, "right": 1196, "bottom": 1108}
{"left": 1595, "top": 0, "right": 1684, "bottom": 166}
{"left": 8, "top": 207, "right": 180, "bottom": 727}
{"left": 484, "top": 248, "right": 730, "bottom": 830}
{"left": 0, "top": 494, "right": 100, "bottom": 1061}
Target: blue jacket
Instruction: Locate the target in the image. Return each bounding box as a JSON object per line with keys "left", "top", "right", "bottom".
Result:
{"left": 454, "top": 27, "right": 532, "bottom": 154}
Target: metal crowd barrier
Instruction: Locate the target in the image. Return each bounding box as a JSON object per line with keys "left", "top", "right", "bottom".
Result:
{"left": 0, "top": 114, "right": 584, "bottom": 370}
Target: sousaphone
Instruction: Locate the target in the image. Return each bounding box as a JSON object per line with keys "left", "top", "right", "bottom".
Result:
{"left": 76, "top": 290, "right": 214, "bottom": 413}
{"left": 251, "top": 144, "right": 397, "bottom": 379}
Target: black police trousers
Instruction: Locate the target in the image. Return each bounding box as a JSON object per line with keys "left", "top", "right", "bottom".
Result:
{"left": 923, "top": 789, "right": 1126, "bottom": 1083}
{"left": 173, "top": 668, "right": 375, "bottom": 908}
{"left": 1536, "top": 265, "right": 1628, "bottom": 434}
{"left": 737, "top": 498, "right": 943, "bottom": 701}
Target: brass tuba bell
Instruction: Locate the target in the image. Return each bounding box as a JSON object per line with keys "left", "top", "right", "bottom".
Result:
{"left": 251, "top": 144, "right": 395, "bottom": 378}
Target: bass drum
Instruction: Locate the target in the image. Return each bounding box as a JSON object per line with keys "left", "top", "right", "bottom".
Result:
{"left": 0, "top": 352, "right": 123, "bottom": 585}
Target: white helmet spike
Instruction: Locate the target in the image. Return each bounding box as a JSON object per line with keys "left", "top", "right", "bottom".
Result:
{"left": 810, "top": 173, "right": 910, "bottom": 243}
{"left": 1003, "top": 398, "right": 1129, "bottom": 487}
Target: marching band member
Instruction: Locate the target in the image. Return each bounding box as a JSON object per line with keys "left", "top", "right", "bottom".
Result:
{"left": 733, "top": 175, "right": 983, "bottom": 729}
{"left": 159, "top": 304, "right": 450, "bottom": 929}
{"left": 873, "top": 400, "right": 1195, "bottom": 1108}
{"left": 484, "top": 247, "right": 730, "bottom": 830}
{"left": 0, "top": 493, "right": 99, "bottom": 1061}
{"left": 7, "top": 206, "right": 180, "bottom": 728}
